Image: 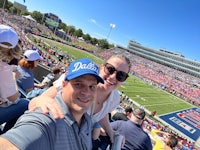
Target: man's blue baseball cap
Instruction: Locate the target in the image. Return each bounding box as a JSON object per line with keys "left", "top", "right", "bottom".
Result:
{"left": 64, "top": 58, "right": 104, "bottom": 84}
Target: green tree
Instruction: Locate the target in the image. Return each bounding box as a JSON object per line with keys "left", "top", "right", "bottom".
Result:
{"left": 32, "top": 11, "right": 43, "bottom": 24}
{"left": 7, "top": 1, "right": 13, "bottom": 9}
{"left": 0, "top": 0, "right": 12, "bottom": 11}
{"left": 74, "top": 29, "right": 83, "bottom": 37}
{"left": 98, "top": 39, "right": 109, "bottom": 49}
{"left": 0, "top": 0, "right": 5, "bottom": 9}
{"left": 82, "top": 33, "right": 91, "bottom": 41}
{"left": 21, "top": 10, "right": 30, "bottom": 16}
{"left": 59, "top": 22, "right": 67, "bottom": 31}
{"left": 67, "top": 25, "right": 76, "bottom": 35}
{"left": 16, "top": 8, "right": 22, "bottom": 15}
{"left": 109, "top": 43, "right": 115, "bottom": 49}
{"left": 91, "top": 37, "right": 98, "bottom": 45}
{"left": 9, "top": 6, "right": 17, "bottom": 14}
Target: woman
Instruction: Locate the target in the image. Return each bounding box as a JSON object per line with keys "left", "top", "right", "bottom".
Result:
{"left": 0, "top": 24, "right": 29, "bottom": 133}
{"left": 29, "top": 54, "right": 131, "bottom": 144}
{"left": 17, "top": 49, "right": 44, "bottom": 98}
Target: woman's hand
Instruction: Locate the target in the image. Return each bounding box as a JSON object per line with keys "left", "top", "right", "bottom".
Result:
{"left": 29, "top": 95, "right": 64, "bottom": 119}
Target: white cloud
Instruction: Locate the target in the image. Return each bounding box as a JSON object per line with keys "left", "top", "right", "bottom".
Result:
{"left": 91, "top": 32, "right": 125, "bottom": 46}
{"left": 89, "top": 21, "right": 127, "bottom": 47}
{"left": 88, "top": 18, "right": 106, "bottom": 30}
{"left": 89, "top": 19, "right": 97, "bottom": 24}
{"left": 90, "top": 32, "right": 106, "bottom": 39}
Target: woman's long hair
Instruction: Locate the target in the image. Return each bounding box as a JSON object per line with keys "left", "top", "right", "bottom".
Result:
{"left": 0, "top": 44, "right": 21, "bottom": 63}
{"left": 18, "top": 58, "right": 35, "bottom": 69}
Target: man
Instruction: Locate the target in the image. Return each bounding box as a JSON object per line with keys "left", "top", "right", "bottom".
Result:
{"left": 112, "top": 106, "right": 133, "bottom": 121}
{"left": 0, "top": 58, "right": 104, "bottom": 150}
{"left": 41, "top": 67, "right": 61, "bottom": 88}
{"left": 111, "top": 107, "right": 152, "bottom": 150}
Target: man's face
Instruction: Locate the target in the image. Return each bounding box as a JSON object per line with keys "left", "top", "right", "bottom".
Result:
{"left": 62, "top": 74, "right": 98, "bottom": 115}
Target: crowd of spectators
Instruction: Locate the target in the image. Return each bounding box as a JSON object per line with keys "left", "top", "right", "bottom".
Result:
{"left": 0, "top": 12, "right": 71, "bottom": 70}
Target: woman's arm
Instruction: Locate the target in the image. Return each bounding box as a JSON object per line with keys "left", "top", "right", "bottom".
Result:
{"left": 28, "top": 86, "right": 64, "bottom": 119}
{"left": 34, "top": 82, "right": 46, "bottom": 89}
{"left": 7, "top": 93, "right": 19, "bottom": 102}
{"left": 7, "top": 72, "right": 19, "bottom": 102}
{"left": 99, "top": 114, "right": 114, "bottom": 143}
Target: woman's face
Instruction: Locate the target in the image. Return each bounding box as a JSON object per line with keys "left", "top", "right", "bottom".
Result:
{"left": 99, "top": 57, "right": 129, "bottom": 92}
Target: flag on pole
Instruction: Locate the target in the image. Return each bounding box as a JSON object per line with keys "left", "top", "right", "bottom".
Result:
{"left": 23, "top": 0, "right": 25, "bottom": 3}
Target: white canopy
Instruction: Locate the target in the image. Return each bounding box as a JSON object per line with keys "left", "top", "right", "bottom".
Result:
{"left": 23, "top": 15, "right": 36, "bottom": 22}
{"left": 58, "top": 29, "right": 65, "bottom": 33}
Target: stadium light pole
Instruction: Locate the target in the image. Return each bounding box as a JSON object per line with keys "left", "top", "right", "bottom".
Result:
{"left": 2, "top": 0, "right": 6, "bottom": 11}
{"left": 107, "top": 23, "right": 115, "bottom": 41}
{"left": 53, "top": 24, "right": 57, "bottom": 35}
{"left": 1, "top": 0, "right": 7, "bottom": 20}
{"left": 42, "top": 13, "right": 45, "bottom": 25}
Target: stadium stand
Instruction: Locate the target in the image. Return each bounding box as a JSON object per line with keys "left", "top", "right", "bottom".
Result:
{"left": 127, "top": 40, "right": 200, "bottom": 78}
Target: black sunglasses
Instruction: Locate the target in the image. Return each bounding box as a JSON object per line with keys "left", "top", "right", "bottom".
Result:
{"left": 104, "top": 63, "right": 129, "bottom": 82}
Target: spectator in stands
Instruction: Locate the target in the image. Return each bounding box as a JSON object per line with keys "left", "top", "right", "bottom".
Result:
{"left": 0, "top": 24, "right": 29, "bottom": 134}
{"left": 150, "top": 110, "right": 157, "bottom": 117}
{"left": 111, "top": 107, "right": 152, "bottom": 150}
{"left": 17, "top": 50, "right": 45, "bottom": 99}
{"left": 112, "top": 106, "right": 133, "bottom": 121}
{"left": 194, "top": 139, "right": 200, "bottom": 150}
{"left": 29, "top": 54, "right": 131, "bottom": 145}
{"left": 151, "top": 129, "right": 178, "bottom": 150}
{"left": 17, "top": 49, "right": 43, "bottom": 93}
{"left": 41, "top": 67, "right": 61, "bottom": 88}
{"left": 0, "top": 58, "right": 104, "bottom": 149}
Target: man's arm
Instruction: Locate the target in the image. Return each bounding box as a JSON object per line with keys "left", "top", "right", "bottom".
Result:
{"left": 0, "top": 112, "right": 56, "bottom": 150}
{"left": 0, "top": 137, "right": 18, "bottom": 150}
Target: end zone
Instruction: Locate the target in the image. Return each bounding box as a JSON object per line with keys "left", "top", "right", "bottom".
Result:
{"left": 159, "top": 107, "right": 200, "bottom": 141}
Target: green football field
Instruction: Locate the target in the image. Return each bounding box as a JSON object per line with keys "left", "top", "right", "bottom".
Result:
{"left": 37, "top": 36, "right": 194, "bottom": 116}
{"left": 118, "top": 75, "right": 194, "bottom": 115}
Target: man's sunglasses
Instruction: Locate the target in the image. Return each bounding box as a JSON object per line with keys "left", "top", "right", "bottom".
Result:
{"left": 104, "top": 63, "right": 129, "bottom": 82}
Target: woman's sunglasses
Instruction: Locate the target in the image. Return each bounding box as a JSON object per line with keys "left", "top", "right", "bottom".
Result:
{"left": 104, "top": 63, "right": 129, "bottom": 82}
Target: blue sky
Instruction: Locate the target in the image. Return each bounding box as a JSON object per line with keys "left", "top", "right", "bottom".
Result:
{"left": 9, "top": 0, "right": 200, "bottom": 61}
